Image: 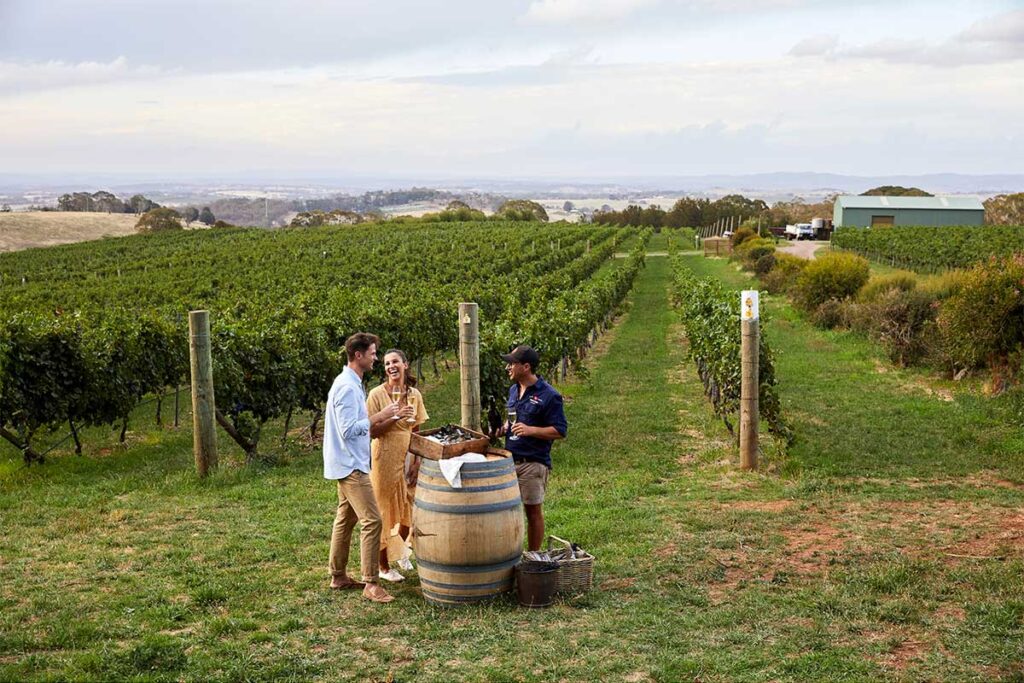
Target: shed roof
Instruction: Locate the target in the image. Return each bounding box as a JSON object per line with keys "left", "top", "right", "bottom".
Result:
{"left": 835, "top": 195, "right": 984, "bottom": 211}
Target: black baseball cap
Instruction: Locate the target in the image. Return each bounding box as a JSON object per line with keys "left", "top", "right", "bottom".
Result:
{"left": 500, "top": 345, "right": 540, "bottom": 368}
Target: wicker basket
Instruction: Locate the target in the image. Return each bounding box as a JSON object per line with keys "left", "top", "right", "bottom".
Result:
{"left": 547, "top": 535, "right": 594, "bottom": 594}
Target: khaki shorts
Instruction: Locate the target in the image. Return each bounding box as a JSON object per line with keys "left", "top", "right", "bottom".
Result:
{"left": 515, "top": 460, "right": 550, "bottom": 505}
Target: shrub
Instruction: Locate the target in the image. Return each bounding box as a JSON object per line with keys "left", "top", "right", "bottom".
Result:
{"left": 936, "top": 255, "right": 1024, "bottom": 371}
{"left": 812, "top": 298, "right": 847, "bottom": 329}
{"left": 735, "top": 237, "right": 775, "bottom": 269}
{"left": 731, "top": 226, "right": 756, "bottom": 247}
{"left": 793, "top": 251, "right": 870, "bottom": 313}
{"left": 858, "top": 273, "right": 917, "bottom": 303}
{"left": 870, "top": 288, "right": 939, "bottom": 366}
{"left": 135, "top": 208, "right": 182, "bottom": 233}
{"left": 754, "top": 253, "right": 776, "bottom": 276}
{"left": 918, "top": 269, "right": 969, "bottom": 301}
{"left": 759, "top": 253, "right": 807, "bottom": 294}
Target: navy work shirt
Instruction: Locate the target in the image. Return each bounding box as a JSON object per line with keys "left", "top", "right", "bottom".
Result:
{"left": 505, "top": 376, "right": 568, "bottom": 468}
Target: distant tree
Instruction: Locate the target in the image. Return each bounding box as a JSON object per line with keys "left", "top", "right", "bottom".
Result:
{"left": 289, "top": 209, "right": 364, "bottom": 227}
{"left": 563, "top": 201, "right": 575, "bottom": 212}
{"left": 182, "top": 207, "right": 199, "bottom": 226}
{"left": 445, "top": 200, "right": 472, "bottom": 211}
{"left": 198, "top": 207, "right": 216, "bottom": 225}
{"left": 768, "top": 195, "right": 835, "bottom": 226}
{"left": 135, "top": 208, "right": 183, "bottom": 233}
{"left": 127, "top": 194, "right": 160, "bottom": 214}
{"left": 57, "top": 190, "right": 127, "bottom": 212}
{"left": 0, "top": 204, "right": 11, "bottom": 213}
{"left": 665, "top": 197, "right": 710, "bottom": 228}
{"left": 497, "top": 199, "right": 548, "bottom": 222}
{"left": 861, "top": 186, "right": 932, "bottom": 197}
{"left": 983, "top": 193, "right": 1024, "bottom": 225}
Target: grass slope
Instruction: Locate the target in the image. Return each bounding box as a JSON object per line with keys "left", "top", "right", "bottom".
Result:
{"left": 0, "top": 212, "right": 139, "bottom": 252}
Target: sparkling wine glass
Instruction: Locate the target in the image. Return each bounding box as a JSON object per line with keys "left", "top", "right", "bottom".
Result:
{"left": 391, "top": 387, "right": 402, "bottom": 420}
{"left": 406, "top": 393, "right": 418, "bottom": 423}
{"left": 507, "top": 407, "right": 518, "bottom": 441}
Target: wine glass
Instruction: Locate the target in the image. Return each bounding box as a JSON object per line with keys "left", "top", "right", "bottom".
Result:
{"left": 405, "top": 393, "right": 418, "bottom": 423}
{"left": 391, "top": 387, "right": 402, "bottom": 420}
{"left": 507, "top": 407, "right": 518, "bottom": 441}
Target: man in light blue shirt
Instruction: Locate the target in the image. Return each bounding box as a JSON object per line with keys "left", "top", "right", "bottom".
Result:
{"left": 325, "top": 332, "right": 400, "bottom": 604}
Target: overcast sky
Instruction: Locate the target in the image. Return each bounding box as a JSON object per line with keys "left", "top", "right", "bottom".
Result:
{"left": 1, "top": 0, "right": 1022, "bottom": 180}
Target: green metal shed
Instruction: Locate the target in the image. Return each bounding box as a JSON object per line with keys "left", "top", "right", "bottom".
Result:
{"left": 833, "top": 196, "right": 985, "bottom": 228}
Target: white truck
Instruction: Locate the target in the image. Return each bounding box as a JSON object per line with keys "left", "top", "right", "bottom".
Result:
{"left": 785, "top": 222, "right": 814, "bottom": 240}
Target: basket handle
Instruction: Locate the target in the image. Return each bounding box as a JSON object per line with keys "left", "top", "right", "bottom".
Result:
{"left": 547, "top": 535, "right": 573, "bottom": 554}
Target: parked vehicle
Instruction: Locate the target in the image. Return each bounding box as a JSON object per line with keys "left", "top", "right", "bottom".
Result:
{"left": 785, "top": 222, "right": 814, "bottom": 240}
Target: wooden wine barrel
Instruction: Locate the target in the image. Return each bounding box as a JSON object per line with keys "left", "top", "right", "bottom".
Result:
{"left": 412, "top": 455, "right": 524, "bottom": 606}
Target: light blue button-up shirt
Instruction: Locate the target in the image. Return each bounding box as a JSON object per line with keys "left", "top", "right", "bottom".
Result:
{"left": 323, "top": 366, "right": 371, "bottom": 480}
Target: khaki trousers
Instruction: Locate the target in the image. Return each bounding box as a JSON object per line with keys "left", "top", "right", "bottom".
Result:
{"left": 328, "top": 471, "right": 382, "bottom": 583}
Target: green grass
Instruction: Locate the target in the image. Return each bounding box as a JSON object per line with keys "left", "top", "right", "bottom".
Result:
{"left": 2, "top": 256, "right": 1023, "bottom": 681}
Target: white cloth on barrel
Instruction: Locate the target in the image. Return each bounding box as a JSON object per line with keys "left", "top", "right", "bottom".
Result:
{"left": 438, "top": 453, "right": 488, "bottom": 488}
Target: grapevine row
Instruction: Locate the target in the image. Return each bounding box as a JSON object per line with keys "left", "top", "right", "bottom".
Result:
{"left": 670, "top": 256, "right": 788, "bottom": 441}
{"left": 0, "top": 222, "right": 634, "bottom": 462}
{"left": 832, "top": 225, "right": 1024, "bottom": 272}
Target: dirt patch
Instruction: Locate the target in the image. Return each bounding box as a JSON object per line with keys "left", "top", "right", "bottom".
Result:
{"left": 600, "top": 577, "right": 637, "bottom": 591}
{"left": 623, "top": 671, "right": 654, "bottom": 683}
{"left": 783, "top": 523, "right": 847, "bottom": 573}
{"left": 942, "top": 511, "right": 1024, "bottom": 560}
{"left": 881, "top": 638, "right": 928, "bottom": 670}
{"left": 720, "top": 500, "right": 794, "bottom": 513}
{"left": 933, "top": 604, "right": 966, "bottom": 622}
{"left": 788, "top": 410, "right": 828, "bottom": 428}
{"left": 654, "top": 543, "right": 678, "bottom": 559}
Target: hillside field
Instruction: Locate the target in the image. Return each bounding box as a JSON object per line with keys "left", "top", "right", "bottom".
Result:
{"left": 0, "top": 212, "right": 139, "bottom": 252}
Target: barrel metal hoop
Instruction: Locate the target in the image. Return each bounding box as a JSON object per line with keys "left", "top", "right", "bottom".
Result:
{"left": 421, "top": 589, "right": 507, "bottom": 604}
{"left": 413, "top": 498, "right": 521, "bottom": 515}
{"left": 415, "top": 553, "right": 521, "bottom": 574}
{"left": 415, "top": 479, "right": 519, "bottom": 494}
{"left": 420, "top": 460, "right": 513, "bottom": 477}
{"left": 418, "top": 468, "right": 514, "bottom": 480}
{"left": 419, "top": 576, "right": 514, "bottom": 591}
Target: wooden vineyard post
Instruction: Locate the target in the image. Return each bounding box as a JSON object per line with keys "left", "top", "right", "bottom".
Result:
{"left": 188, "top": 310, "right": 218, "bottom": 477}
{"left": 740, "top": 291, "right": 759, "bottom": 470}
{"left": 459, "top": 302, "right": 481, "bottom": 432}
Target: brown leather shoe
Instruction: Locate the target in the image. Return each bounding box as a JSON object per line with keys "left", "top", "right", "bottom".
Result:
{"left": 362, "top": 583, "right": 394, "bottom": 603}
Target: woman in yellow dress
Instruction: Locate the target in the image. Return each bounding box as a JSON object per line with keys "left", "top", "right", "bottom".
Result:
{"left": 367, "top": 349, "right": 429, "bottom": 583}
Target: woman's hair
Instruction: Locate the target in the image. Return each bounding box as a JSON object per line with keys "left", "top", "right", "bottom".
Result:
{"left": 384, "top": 348, "right": 417, "bottom": 388}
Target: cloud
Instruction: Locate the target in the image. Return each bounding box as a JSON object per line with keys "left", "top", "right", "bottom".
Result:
{"left": 960, "top": 9, "right": 1024, "bottom": 44}
{"left": 787, "top": 34, "right": 837, "bottom": 57}
{"left": 0, "top": 56, "right": 172, "bottom": 93}
{"left": 787, "top": 9, "right": 1024, "bottom": 67}
{"left": 522, "top": 0, "right": 661, "bottom": 25}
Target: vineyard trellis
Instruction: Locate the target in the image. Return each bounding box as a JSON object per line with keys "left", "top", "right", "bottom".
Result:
{"left": 831, "top": 224, "right": 1024, "bottom": 272}
{"left": 0, "top": 222, "right": 647, "bottom": 463}
{"left": 670, "top": 256, "right": 789, "bottom": 442}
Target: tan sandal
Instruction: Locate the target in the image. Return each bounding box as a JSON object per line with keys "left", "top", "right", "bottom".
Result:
{"left": 362, "top": 584, "right": 394, "bottom": 603}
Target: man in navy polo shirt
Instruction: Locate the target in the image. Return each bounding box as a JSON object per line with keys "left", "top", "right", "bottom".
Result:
{"left": 497, "top": 345, "right": 568, "bottom": 551}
